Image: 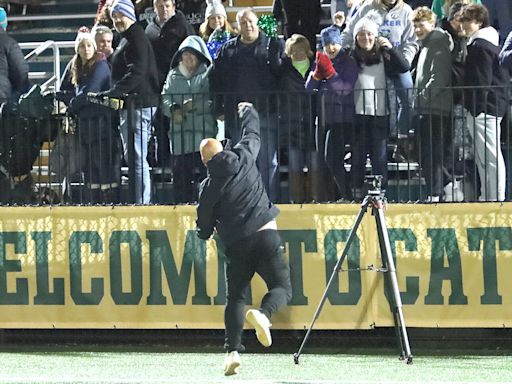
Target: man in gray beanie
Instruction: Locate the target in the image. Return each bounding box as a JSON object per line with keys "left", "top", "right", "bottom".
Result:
{"left": 98, "top": 0, "right": 160, "bottom": 204}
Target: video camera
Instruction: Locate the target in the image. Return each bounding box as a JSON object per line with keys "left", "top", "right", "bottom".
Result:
{"left": 365, "top": 175, "right": 384, "bottom": 196}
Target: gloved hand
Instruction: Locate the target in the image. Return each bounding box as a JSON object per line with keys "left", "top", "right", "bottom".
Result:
{"left": 313, "top": 51, "right": 336, "bottom": 81}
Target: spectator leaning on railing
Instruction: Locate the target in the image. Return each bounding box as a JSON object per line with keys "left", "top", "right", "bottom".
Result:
{"left": 411, "top": 7, "right": 453, "bottom": 203}
{"left": 460, "top": 4, "right": 510, "bottom": 202}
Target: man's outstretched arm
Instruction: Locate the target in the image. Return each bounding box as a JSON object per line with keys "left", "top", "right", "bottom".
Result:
{"left": 234, "top": 102, "right": 261, "bottom": 160}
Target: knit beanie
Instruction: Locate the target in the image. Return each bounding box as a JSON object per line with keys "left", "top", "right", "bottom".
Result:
{"left": 205, "top": 0, "right": 227, "bottom": 19}
{"left": 320, "top": 25, "right": 342, "bottom": 46}
{"left": 0, "top": 8, "right": 7, "bottom": 30}
{"left": 110, "top": 0, "right": 136, "bottom": 22}
{"left": 75, "top": 26, "right": 97, "bottom": 53}
{"left": 353, "top": 17, "right": 379, "bottom": 37}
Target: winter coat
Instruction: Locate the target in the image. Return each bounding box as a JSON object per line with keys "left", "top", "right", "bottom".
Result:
{"left": 499, "top": 31, "right": 512, "bottom": 69}
{"left": 161, "top": 36, "right": 217, "bottom": 155}
{"left": 196, "top": 105, "right": 279, "bottom": 246}
{"left": 353, "top": 45, "right": 409, "bottom": 116}
{"left": 305, "top": 49, "right": 359, "bottom": 125}
{"left": 211, "top": 32, "right": 284, "bottom": 139}
{"left": 109, "top": 22, "right": 160, "bottom": 107}
{"left": 464, "top": 26, "right": 510, "bottom": 117}
{"left": 68, "top": 56, "right": 116, "bottom": 140}
{"left": 277, "top": 56, "right": 316, "bottom": 148}
{"left": 145, "top": 11, "right": 195, "bottom": 86}
{"left": 175, "top": 0, "right": 206, "bottom": 34}
{"left": 414, "top": 28, "right": 453, "bottom": 114}
{"left": 439, "top": 18, "right": 467, "bottom": 87}
{"left": 341, "top": 1, "right": 419, "bottom": 65}
{"left": 0, "top": 28, "right": 29, "bottom": 101}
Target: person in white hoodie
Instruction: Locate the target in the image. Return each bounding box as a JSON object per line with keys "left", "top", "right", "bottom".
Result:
{"left": 460, "top": 4, "right": 510, "bottom": 202}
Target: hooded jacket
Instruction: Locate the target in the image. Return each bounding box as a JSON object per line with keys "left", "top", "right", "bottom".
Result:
{"left": 414, "top": 28, "right": 453, "bottom": 114}
{"left": 0, "top": 28, "right": 29, "bottom": 101}
{"left": 145, "top": 10, "right": 195, "bottom": 86}
{"left": 464, "top": 26, "right": 510, "bottom": 117}
{"left": 196, "top": 105, "right": 279, "bottom": 246}
{"left": 161, "top": 36, "right": 217, "bottom": 155}
{"left": 341, "top": 0, "right": 418, "bottom": 65}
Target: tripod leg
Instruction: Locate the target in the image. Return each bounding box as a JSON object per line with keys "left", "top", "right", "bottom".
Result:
{"left": 374, "top": 206, "right": 413, "bottom": 364}
{"left": 294, "top": 198, "right": 371, "bottom": 364}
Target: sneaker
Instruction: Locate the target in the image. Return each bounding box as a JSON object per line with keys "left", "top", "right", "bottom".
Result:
{"left": 246, "top": 309, "right": 272, "bottom": 347}
{"left": 223, "top": 351, "right": 241, "bottom": 376}
{"left": 426, "top": 195, "right": 440, "bottom": 203}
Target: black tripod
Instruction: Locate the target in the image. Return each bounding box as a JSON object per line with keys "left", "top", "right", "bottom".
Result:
{"left": 293, "top": 176, "right": 413, "bottom": 364}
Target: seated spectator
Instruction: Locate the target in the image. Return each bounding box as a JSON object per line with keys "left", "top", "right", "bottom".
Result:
{"left": 305, "top": 24, "right": 359, "bottom": 201}
{"left": 350, "top": 18, "right": 409, "bottom": 199}
{"left": 67, "top": 30, "right": 121, "bottom": 203}
{"left": 411, "top": 7, "right": 453, "bottom": 202}
{"left": 161, "top": 36, "right": 217, "bottom": 203}
{"left": 499, "top": 30, "right": 512, "bottom": 68}
{"left": 460, "top": 4, "right": 510, "bottom": 201}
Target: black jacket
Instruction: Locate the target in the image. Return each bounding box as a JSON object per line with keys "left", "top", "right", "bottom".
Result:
{"left": 145, "top": 11, "right": 195, "bottom": 86}
{"left": 109, "top": 22, "right": 160, "bottom": 107}
{"left": 464, "top": 27, "right": 510, "bottom": 117}
{"left": 196, "top": 105, "right": 280, "bottom": 246}
{"left": 439, "top": 18, "right": 467, "bottom": 88}
{"left": 0, "top": 29, "right": 29, "bottom": 101}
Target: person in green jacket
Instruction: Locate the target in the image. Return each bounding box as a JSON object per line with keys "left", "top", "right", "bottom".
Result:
{"left": 431, "top": 0, "right": 481, "bottom": 20}
{"left": 161, "top": 35, "right": 217, "bottom": 203}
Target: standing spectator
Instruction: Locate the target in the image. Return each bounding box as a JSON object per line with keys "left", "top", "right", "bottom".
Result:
{"left": 101, "top": 0, "right": 160, "bottom": 204}
{"left": 67, "top": 31, "right": 121, "bottom": 204}
{"left": 332, "top": 0, "right": 365, "bottom": 24}
{"left": 350, "top": 18, "right": 409, "bottom": 198}
{"left": 92, "top": 25, "right": 115, "bottom": 62}
{"left": 161, "top": 36, "right": 217, "bottom": 203}
{"left": 196, "top": 103, "right": 291, "bottom": 376}
{"left": 439, "top": 3, "right": 467, "bottom": 88}
{"left": 145, "top": 0, "right": 195, "bottom": 87}
{"left": 460, "top": 4, "right": 510, "bottom": 201}
{"left": 0, "top": 7, "right": 29, "bottom": 102}
{"left": 278, "top": 34, "right": 316, "bottom": 203}
{"left": 431, "top": 0, "right": 481, "bottom": 20}
{"left": 341, "top": 0, "right": 418, "bottom": 142}
{"left": 175, "top": 0, "right": 206, "bottom": 34}
{"left": 272, "top": 0, "right": 321, "bottom": 52}
{"left": 305, "top": 24, "right": 359, "bottom": 200}
{"left": 211, "top": 8, "right": 284, "bottom": 201}
{"left": 199, "top": 0, "right": 234, "bottom": 40}
{"left": 499, "top": 30, "right": 512, "bottom": 68}
{"left": 412, "top": 7, "right": 453, "bottom": 202}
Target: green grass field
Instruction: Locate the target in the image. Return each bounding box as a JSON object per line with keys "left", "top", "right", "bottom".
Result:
{"left": 0, "top": 345, "right": 511, "bottom": 383}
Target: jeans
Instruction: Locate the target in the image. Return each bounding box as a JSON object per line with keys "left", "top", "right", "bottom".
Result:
{"left": 120, "top": 107, "right": 155, "bottom": 204}
{"left": 224, "top": 229, "right": 291, "bottom": 352}
{"left": 390, "top": 71, "right": 414, "bottom": 137}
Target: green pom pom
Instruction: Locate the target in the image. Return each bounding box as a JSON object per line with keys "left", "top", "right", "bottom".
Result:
{"left": 257, "top": 14, "right": 278, "bottom": 38}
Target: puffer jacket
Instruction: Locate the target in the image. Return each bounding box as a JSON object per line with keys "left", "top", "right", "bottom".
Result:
{"left": 161, "top": 35, "right": 217, "bottom": 155}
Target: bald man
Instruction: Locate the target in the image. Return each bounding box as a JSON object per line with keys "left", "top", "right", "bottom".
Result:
{"left": 196, "top": 102, "right": 291, "bottom": 376}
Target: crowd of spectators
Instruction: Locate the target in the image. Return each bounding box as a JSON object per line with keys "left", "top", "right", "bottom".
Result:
{"left": 1, "top": 0, "right": 512, "bottom": 205}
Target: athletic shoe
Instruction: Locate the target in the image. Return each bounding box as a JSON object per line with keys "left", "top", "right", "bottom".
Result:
{"left": 246, "top": 309, "right": 272, "bottom": 347}
{"left": 224, "top": 351, "right": 241, "bottom": 376}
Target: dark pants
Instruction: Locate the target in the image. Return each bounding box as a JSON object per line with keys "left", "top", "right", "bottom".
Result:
{"left": 172, "top": 151, "right": 205, "bottom": 204}
{"left": 352, "top": 115, "right": 389, "bottom": 192}
{"left": 324, "top": 123, "right": 352, "bottom": 199}
{"left": 224, "top": 229, "right": 292, "bottom": 352}
{"left": 417, "top": 113, "right": 452, "bottom": 197}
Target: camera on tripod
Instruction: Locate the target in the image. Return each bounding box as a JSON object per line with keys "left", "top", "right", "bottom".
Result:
{"left": 365, "top": 175, "right": 384, "bottom": 196}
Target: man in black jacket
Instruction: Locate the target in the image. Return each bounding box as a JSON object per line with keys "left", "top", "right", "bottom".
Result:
{"left": 196, "top": 102, "right": 291, "bottom": 376}
{"left": 145, "top": 0, "right": 195, "bottom": 87}
{"left": 104, "top": 0, "right": 160, "bottom": 204}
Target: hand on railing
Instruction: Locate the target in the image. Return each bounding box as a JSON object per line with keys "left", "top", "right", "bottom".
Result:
{"left": 87, "top": 92, "right": 124, "bottom": 110}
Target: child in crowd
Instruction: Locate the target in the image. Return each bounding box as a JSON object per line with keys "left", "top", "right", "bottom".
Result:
{"left": 305, "top": 24, "right": 358, "bottom": 201}
{"left": 199, "top": 0, "right": 236, "bottom": 59}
